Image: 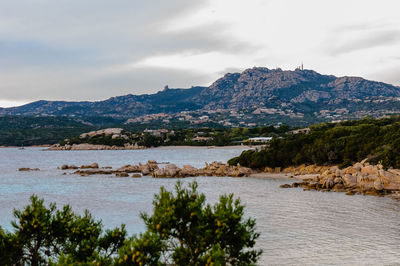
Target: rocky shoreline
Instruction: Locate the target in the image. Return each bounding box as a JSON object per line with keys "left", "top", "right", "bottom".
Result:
{"left": 61, "top": 161, "right": 254, "bottom": 178}
{"left": 272, "top": 160, "right": 400, "bottom": 198}
{"left": 24, "top": 157, "right": 400, "bottom": 200}
{"left": 49, "top": 143, "right": 146, "bottom": 150}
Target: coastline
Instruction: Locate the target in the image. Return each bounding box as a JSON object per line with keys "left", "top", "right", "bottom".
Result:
{"left": 268, "top": 163, "right": 400, "bottom": 198}
{"left": 5, "top": 144, "right": 256, "bottom": 151}
{"left": 7, "top": 144, "right": 400, "bottom": 199}
{"left": 0, "top": 144, "right": 51, "bottom": 149}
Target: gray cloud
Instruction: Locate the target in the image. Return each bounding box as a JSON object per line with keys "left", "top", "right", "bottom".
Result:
{"left": 0, "top": 0, "right": 255, "bottom": 102}
{"left": 2, "top": 0, "right": 400, "bottom": 105}
{"left": 217, "top": 67, "right": 244, "bottom": 76}
{"left": 369, "top": 65, "right": 400, "bottom": 87}
{"left": 328, "top": 29, "right": 400, "bottom": 56}
{"left": 0, "top": 66, "right": 214, "bottom": 102}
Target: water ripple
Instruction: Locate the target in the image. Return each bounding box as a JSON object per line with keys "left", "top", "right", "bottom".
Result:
{"left": 1, "top": 148, "right": 400, "bottom": 265}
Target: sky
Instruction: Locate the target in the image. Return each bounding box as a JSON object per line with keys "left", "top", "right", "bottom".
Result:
{"left": 1, "top": 0, "right": 400, "bottom": 107}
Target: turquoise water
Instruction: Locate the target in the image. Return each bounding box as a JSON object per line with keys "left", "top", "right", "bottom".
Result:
{"left": 1, "top": 147, "right": 400, "bottom": 265}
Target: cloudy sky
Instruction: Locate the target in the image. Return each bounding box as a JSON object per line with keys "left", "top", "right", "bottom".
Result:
{"left": 1, "top": 0, "right": 400, "bottom": 107}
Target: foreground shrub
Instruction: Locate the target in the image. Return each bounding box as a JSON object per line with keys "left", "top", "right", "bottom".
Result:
{"left": 0, "top": 195, "right": 126, "bottom": 265}
{"left": 117, "top": 181, "right": 262, "bottom": 265}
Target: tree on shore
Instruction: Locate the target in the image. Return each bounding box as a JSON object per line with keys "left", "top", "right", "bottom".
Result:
{"left": 0, "top": 181, "right": 261, "bottom": 265}
{"left": 228, "top": 116, "right": 400, "bottom": 170}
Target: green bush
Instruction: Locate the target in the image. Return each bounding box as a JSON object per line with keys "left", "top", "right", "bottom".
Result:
{"left": 229, "top": 116, "right": 400, "bottom": 169}
{"left": 0, "top": 182, "right": 261, "bottom": 265}
{"left": 125, "top": 181, "right": 262, "bottom": 265}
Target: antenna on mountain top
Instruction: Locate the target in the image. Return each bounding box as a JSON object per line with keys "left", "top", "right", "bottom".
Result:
{"left": 301, "top": 62, "right": 304, "bottom": 70}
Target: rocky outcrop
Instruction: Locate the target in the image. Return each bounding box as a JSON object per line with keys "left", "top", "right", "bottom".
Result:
{"left": 61, "top": 164, "right": 79, "bottom": 170}
{"left": 115, "top": 172, "right": 129, "bottom": 177}
{"left": 18, "top": 167, "right": 40, "bottom": 171}
{"left": 279, "top": 160, "right": 400, "bottom": 197}
{"left": 62, "top": 160, "right": 253, "bottom": 178}
{"left": 151, "top": 161, "right": 253, "bottom": 178}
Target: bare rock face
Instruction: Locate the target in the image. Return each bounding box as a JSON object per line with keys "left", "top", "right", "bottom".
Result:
{"left": 281, "top": 160, "right": 400, "bottom": 197}
{"left": 374, "top": 180, "right": 384, "bottom": 191}
{"left": 323, "top": 177, "right": 334, "bottom": 189}
{"left": 165, "top": 164, "right": 179, "bottom": 177}
{"left": 333, "top": 177, "right": 343, "bottom": 184}
{"left": 180, "top": 165, "right": 198, "bottom": 177}
{"left": 342, "top": 174, "right": 357, "bottom": 186}
{"left": 140, "top": 160, "right": 159, "bottom": 176}
{"left": 141, "top": 165, "right": 151, "bottom": 176}
{"left": 361, "top": 165, "right": 378, "bottom": 176}
{"left": 152, "top": 164, "right": 180, "bottom": 178}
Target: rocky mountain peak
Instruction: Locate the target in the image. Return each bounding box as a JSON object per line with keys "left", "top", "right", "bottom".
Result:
{"left": 1, "top": 67, "right": 399, "bottom": 119}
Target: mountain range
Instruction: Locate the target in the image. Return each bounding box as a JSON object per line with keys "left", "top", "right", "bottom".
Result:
{"left": 1, "top": 67, "right": 400, "bottom": 120}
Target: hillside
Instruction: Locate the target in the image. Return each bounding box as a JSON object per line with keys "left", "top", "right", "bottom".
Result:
{"left": 1, "top": 67, "right": 400, "bottom": 122}
{"left": 0, "top": 86, "right": 205, "bottom": 117}
{"left": 228, "top": 116, "right": 400, "bottom": 169}
{"left": 196, "top": 68, "right": 400, "bottom": 109}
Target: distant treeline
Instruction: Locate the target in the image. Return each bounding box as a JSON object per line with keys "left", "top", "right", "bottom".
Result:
{"left": 0, "top": 115, "right": 292, "bottom": 147}
{"left": 0, "top": 116, "right": 96, "bottom": 146}
{"left": 0, "top": 116, "right": 292, "bottom": 147}
{"left": 228, "top": 116, "right": 400, "bottom": 169}
{"left": 63, "top": 125, "right": 291, "bottom": 148}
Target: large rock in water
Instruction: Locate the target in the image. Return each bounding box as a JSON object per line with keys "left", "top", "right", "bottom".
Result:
{"left": 180, "top": 165, "right": 198, "bottom": 177}
{"left": 152, "top": 164, "right": 180, "bottom": 178}
{"left": 164, "top": 164, "right": 179, "bottom": 177}
{"left": 140, "top": 165, "right": 151, "bottom": 176}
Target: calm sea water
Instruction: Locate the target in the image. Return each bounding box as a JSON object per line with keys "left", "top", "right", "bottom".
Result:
{"left": 1, "top": 147, "right": 400, "bottom": 265}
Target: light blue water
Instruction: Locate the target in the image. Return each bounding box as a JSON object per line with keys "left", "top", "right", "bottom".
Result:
{"left": 1, "top": 147, "right": 400, "bottom": 265}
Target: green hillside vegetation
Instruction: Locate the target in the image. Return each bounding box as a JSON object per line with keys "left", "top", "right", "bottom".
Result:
{"left": 0, "top": 182, "right": 261, "bottom": 265}
{"left": 62, "top": 125, "right": 291, "bottom": 148}
{"left": 228, "top": 116, "right": 400, "bottom": 169}
{"left": 0, "top": 116, "right": 97, "bottom": 146}
{"left": 0, "top": 116, "right": 292, "bottom": 147}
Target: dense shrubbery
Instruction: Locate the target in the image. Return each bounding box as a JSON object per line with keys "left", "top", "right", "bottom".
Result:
{"left": 0, "top": 116, "right": 97, "bottom": 146}
{"left": 0, "top": 182, "right": 261, "bottom": 265}
{"left": 229, "top": 116, "right": 400, "bottom": 169}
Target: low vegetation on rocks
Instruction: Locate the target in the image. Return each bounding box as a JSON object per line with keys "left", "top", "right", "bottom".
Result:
{"left": 0, "top": 182, "right": 261, "bottom": 265}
